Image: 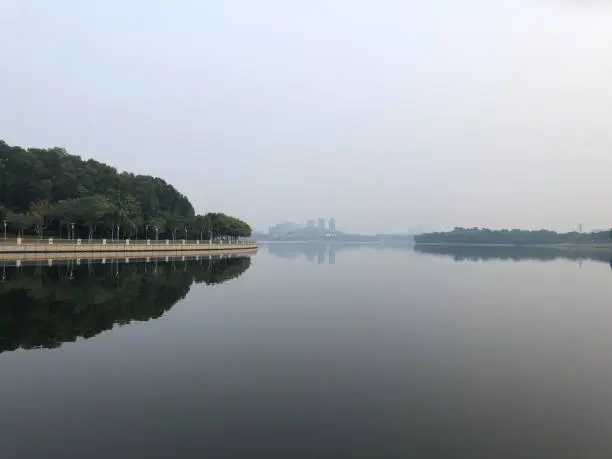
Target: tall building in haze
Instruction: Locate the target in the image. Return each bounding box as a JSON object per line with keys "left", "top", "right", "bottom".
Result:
{"left": 329, "top": 218, "right": 336, "bottom": 233}
{"left": 317, "top": 218, "right": 325, "bottom": 229}
{"left": 307, "top": 220, "right": 315, "bottom": 228}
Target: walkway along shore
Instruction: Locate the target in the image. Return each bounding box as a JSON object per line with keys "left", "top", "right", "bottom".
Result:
{"left": 0, "top": 250, "right": 257, "bottom": 266}
{"left": 0, "top": 238, "right": 258, "bottom": 256}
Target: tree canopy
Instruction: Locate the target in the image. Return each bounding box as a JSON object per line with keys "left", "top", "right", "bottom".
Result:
{"left": 0, "top": 140, "right": 251, "bottom": 240}
{"left": 414, "top": 227, "right": 611, "bottom": 245}
{"left": 413, "top": 244, "right": 612, "bottom": 264}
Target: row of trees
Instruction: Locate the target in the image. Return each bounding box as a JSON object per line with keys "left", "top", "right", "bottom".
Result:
{"left": 414, "top": 244, "right": 612, "bottom": 264}
{"left": 414, "top": 227, "right": 611, "bottom": 245}
{"left": 0, "top": 140, "right": 251, "bottom": 240}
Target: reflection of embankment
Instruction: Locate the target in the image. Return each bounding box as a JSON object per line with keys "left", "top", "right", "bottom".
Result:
{"left": 0, "top": 256, "right": 251, "bottom": 353}
{"left": 414, "top": 244, "right": 612, "bottom": 264}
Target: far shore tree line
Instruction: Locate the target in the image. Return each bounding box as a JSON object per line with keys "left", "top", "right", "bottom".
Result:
{"left": 414, "top": 227, "right": 612, "bottom": 245}
{"left": 0, "top": 140, "right": 252, "bottom": 241}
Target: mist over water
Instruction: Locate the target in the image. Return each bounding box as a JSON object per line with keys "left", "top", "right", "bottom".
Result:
{"left": 2, "top": 245, "right": 612, "bottom": 458}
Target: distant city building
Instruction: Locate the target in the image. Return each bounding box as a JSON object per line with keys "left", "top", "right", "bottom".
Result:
{"left": 307, "top": 220, "right": 315, "bottom": 228}
{"left": 268, "top": 222, "right": 300, "bottom": 236}
{"left": 329, "top": 218, "right": 336, "bottom": 233}
{"left": 317, "top": 218, "right": 325, "bottom": 229}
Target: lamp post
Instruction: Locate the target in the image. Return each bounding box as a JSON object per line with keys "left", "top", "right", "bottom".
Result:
{"left": 2, "top": 219, "right": 6, "bottom": 241}
{"left": 117, "top": 224, "right": 120, "bottom": 240}
{"left": 145, "top": 225, "right": 149, "bottom": 240}
{"left": 133, "top": 223, "right": 137, "bottom": 240}
{"left": 70, "top": 222, "right": 75, "bottom": 241}
{"left": 173, "top": 228, "right": 177, "bottom": 241}
{"left": 155, "top": 226, "right": 158, "bottom": 241}
{"left": 185, "top": 226, "right": 188, "bottom": 241}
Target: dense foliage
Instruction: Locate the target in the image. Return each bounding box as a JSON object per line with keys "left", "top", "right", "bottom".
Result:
{"left": 0, "top": 140, "right": 251, "bottom": 240}
{"left": 414, "top": 227, "right": 611, "bottom": 245}
{"left": 0, "top": 256, "right": 252, "bottom": 352}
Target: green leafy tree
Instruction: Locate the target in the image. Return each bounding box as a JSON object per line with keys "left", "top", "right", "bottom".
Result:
{"left": 0, "top": 140, "right": 251, "bottom": 240}
{"left": 147, "top": 217, "right": 166, "bottom": 240}
{"left": 29, "top": 200, "right": 54, "bottom": 238}
{"left": 415, "top": 227, "right": 611, "bottom": 245}
{"left": 7, "top": 212, "right": 35, "bottom": 238}
{"left": 72, "top": 195, "right": 117, "bottom": 240}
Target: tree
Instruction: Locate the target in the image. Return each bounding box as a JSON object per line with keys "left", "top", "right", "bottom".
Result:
{"left": 53, "top": 199, "right": 77, "bottom": 239}
{"left": 147, "top": 216, "right": 166, "bottom": 240}
{"left": 414, "top": 228, "right": 611, "bottom": 245}
{"left": 71, "top": 195, "right": 116, "bottom": 240}
{"left": 0, "top": 139, "right": 251, "bottom": 240}
{"left": 7, "top": 212, "right": 34, "bottom": 238}
{"left": 29, "top": 200, "right": 54, "bottom": 239}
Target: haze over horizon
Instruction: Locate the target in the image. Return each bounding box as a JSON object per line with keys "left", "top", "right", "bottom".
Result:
{"left": 2, "top": 1, "right": 612, "bottom": 234}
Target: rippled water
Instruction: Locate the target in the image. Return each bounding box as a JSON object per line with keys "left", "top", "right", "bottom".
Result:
{"left": 3, "top": 244, "right": 612, "bottom": 458}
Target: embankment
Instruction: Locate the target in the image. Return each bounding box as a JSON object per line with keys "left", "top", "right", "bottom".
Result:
{"left": 0, "top": 240, "right": 258, "bottom": 258}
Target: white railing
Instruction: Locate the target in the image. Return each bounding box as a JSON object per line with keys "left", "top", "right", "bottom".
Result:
{"left": 0, "top": 237, "right": 255, "bottom": 245}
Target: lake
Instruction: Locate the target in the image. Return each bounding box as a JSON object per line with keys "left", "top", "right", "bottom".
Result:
{"left": 2, "top": 243, "right": 612, "bottom": 458}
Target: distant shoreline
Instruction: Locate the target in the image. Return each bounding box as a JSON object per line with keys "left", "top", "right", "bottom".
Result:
{"left": 414, "top": 242, "right": 612, "bottom": 250}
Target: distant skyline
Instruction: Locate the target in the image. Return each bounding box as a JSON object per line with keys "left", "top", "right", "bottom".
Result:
{"left": 3, "top": 1, "right": 612, "bottom": 233}
{"left": 262, "top": 217, "right": 425, "bottom": 235}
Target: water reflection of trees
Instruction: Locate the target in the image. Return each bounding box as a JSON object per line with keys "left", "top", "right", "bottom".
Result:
{"left": 413, "top": 244, "right": 612, "bottom": 265}
{"left": 0, "top": 256, "right": 251, "bottom": 353}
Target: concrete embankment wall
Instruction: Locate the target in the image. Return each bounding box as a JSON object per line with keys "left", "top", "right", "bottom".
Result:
{"left": 0, "top": 248, "right": 257, "bottom": 263}
{"left": 0, "top": 241, "right": 258, "bottom": 255}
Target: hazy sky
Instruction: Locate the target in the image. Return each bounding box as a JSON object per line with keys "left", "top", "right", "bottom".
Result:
{"left": 2, "top": 1, "right": 612, "bottom": 233}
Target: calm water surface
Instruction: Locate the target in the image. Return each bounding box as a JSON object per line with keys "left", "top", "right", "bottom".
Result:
{"left": 3, "top": 244, "right": 612, "bottom": 458}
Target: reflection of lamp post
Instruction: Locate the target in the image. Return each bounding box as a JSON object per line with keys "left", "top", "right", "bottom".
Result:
{"left": 2, "top": 219, "right": 6, "bottom": 241}
{"left": 70, "top": 222, "right": 75, "bottom": 241}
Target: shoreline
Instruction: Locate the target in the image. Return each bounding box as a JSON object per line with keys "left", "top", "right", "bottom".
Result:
{"left": 0, "top": 241, "right": 258, "bottom": 255}
{"left": 414, "top": 242, "right": 612, "bottom": 250}
{"left": 0, "top": 248, "right": 257, "bottom": 264}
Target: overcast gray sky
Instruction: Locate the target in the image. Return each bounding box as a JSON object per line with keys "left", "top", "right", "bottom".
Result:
{"left": 2, "top": 1, "right": 612, "bottom": 233}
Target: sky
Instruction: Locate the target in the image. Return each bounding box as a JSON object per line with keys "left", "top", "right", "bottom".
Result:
{"left": 2, "top": 1, "right": 612, "bottom": 233}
